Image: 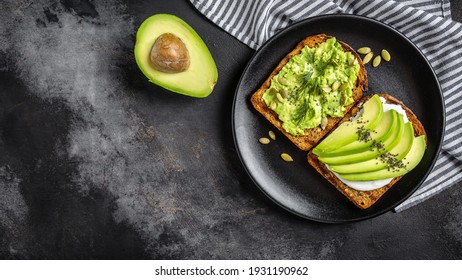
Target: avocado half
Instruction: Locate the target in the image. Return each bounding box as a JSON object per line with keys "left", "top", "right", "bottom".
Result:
{"left": 134, "top": 14, "right": 218, "bottom": 98}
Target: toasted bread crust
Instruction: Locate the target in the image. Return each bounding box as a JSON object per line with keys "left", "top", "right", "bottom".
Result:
{"left": 250, "top": 34, "right": 368, "bottom": 151}
{"left": 307, "top": 93, "right": 427, "bottom": 209}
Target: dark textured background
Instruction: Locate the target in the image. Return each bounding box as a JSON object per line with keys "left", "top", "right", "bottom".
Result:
{"left": 0, "top": 0, "right": 461, "bottom": 259}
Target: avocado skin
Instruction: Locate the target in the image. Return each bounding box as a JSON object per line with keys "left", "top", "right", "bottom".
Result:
{"left": 134, "top": 14, "right": 218, "bottom": 98}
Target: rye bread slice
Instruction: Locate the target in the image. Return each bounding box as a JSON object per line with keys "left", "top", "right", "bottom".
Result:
{"left": 250, "top": 34, "right": 368, "bottom": 151}
{"left": 307, "top": 93, "right": 427, "bottom": 209}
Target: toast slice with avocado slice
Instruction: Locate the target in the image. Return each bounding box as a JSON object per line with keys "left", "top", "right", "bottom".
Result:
{"left": 307, "top": 94, "right": 427, "bottom": 209}
{"left": 250, "top": 34, "right": 368, "bottom": 151}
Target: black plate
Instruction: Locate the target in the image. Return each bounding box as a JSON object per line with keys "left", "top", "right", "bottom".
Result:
{"left": 232, "top": 15, "right": 444, "bottom": 223}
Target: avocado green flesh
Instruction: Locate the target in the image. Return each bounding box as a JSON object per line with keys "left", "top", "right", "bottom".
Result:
{"left": 317, "top": 109, "right": 397, "bottom": 157}
{"left": 262, "top": 37, "right": 360, "bottom": 135}
{"left": 313, "top": 95, "right": 384, "bottom": 154}
{"left": 134, "top": 14, "right": 218, "bottom": 98}
{"left": 337, "top": 135, "right": 426, "bottom": 181}
{"left": 318, "top": 113, "right": 404, "bottom": 165}
{"left": 329, "top": 122, "right": 414, "bottom": 174}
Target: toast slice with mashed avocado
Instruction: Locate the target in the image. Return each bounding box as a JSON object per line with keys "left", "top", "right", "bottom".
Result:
{"left": 251, "top": 34, "right": 368, "bottom": 151}
{"left": 307, "top": 94, "right": 427, "bottom": 209}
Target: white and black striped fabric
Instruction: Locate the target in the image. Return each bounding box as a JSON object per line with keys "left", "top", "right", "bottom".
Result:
{"left": 190, "top": 0, "right": 462, "bottom": 211}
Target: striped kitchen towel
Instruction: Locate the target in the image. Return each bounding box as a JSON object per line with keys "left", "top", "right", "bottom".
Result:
{"left": 190, "top": 0, "right": 462, "bottom": 212}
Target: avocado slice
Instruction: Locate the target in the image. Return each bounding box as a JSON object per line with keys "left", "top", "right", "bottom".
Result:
{"left": 329, "top": 122, "right": 414, "bottom": 173}
{"left": 313, "top": 95, "right": 383, "bottom": 155}
{"left": 318, "top": 113, "right": 405, "bottom": 165}
{"left": 134, "top": 14, "right": 218, "bottom": 98}
{"left": 317, "top": 109, "right": 397, "bottom": 157}
{"left": 337, "top": 135, "right": 426, "bottom": 181}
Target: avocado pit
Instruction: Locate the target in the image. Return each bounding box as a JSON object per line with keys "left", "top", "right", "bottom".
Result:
{"left": 150, "top": 33, "right": 190, "bottom": 73}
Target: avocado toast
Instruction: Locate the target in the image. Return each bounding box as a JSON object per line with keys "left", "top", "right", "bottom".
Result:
{"left": 307, "top": 94, "right": 427, "bottom": 209}
{"left": 250, "top": 34, "right": 428, "bottom": 210}
{"left": 251, "top": 34, "right": 368, "bottom": 151}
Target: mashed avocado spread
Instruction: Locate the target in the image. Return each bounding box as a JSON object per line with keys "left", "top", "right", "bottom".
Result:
{"left": 263, "top": 37, "right": 360, "bottom": 135}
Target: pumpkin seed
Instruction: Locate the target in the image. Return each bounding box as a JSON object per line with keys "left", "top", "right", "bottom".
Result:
{"left": 331, "top": 80, "right": 340, "bottom": 92}
{"left": 276, "top": 92, "right": 285, "bottom": 102}
{"left": 278, "top": 76, "right": 289, "bottom": 86}
{"left": 322, "top": 86, "right": 332, "bottom": 93}
{"left": 340, "top": 93, "right": 348, "bottom": 105}
{"left": 268, "top": 88, "right": 278, "bottom": 96}
{"left": 372, "top": 55, "right": 381, "bottom": 67}
{"left": 381, "top": 49, "right": 391, "bottom": 62}
{"left": 281, "top": 153, "right": 293, "bottom": 162}
{"left": 357, "top": 47, "right": 371, "bottom": 55}
{"left": 362, "top": 52, "right": 373, "bottom": 64}
{"left": 270, "top": 101, "right": 277, "bottom": 110}
{"left": 269, "top": 130, "right": 276, "bottom": 140}
{"left": 280, "top": 89, "right": 288, "bottom": 98}
{"left": 339, "top": 82, "right": 349, "bottom": 92}
{"left": 259, "top": 137, "right": 270, "bottom": 144}
{"left": 348, "top": 56, "right": 356, "bottom": 66}
{"left": 321, "top": 116, "right": 328, "bottom": 130}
